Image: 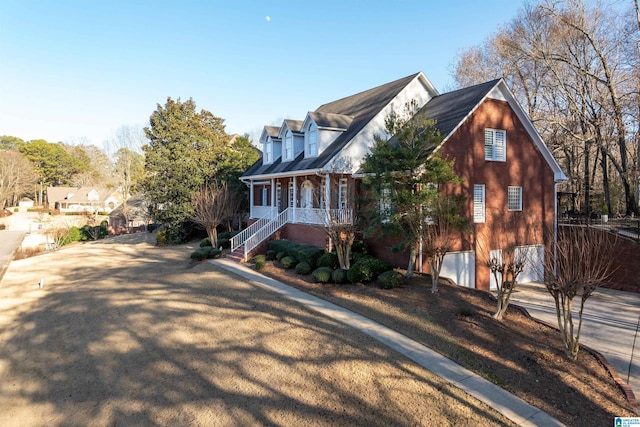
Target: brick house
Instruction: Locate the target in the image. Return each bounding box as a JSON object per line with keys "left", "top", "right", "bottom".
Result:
{"left": 234, "top": 72, "right": 566, "bottom": 290}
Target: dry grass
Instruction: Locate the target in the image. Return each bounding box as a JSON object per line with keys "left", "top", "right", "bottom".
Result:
{"left": 257, "top": 261, "right": 637, "bottom": 426}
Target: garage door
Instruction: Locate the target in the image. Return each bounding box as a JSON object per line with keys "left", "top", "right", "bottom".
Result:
{"left": 440, "top": 251, "right": 475, "bottom": 288}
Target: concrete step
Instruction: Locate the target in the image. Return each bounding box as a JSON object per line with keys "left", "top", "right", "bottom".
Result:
{"left": 226, "top": 247, "right": 245, "bottom": 263}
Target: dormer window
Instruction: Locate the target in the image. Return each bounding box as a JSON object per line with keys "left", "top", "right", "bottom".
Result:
{"left": 284, "top": 130, "right": 293, "bottom": 161}
{"left": 264, "top": 140, "right": 272, "bottom": 164}
{"left": 307, "top": 122, "right": 318, "bottom": 157}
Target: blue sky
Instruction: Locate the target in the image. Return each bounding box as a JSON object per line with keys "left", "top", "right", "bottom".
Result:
{"left": 0, "top": 0, "right": 524, "bottom": 149}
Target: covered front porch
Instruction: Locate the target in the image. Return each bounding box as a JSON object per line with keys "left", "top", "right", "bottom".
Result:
{"left": 246, "top": 173, "right": 354, "bottom": 226}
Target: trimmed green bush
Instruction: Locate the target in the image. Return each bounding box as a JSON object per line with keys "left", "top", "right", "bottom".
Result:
{"left": 280, "top": 256, "right": 297, "bottom": 269}
{"left": 266, "top": 250, "right": 277, "bottom": 260}
{"left": 217, "top": 238, "right": 230, "bottom": 249}
{"left": 317, "top": 252, "right": 339, "bottom": 269}
{"left": 61, "top": 226, "right": 82, "bottom": 246}
{"left": 190, "top": 249, "right": 208, "bottom": 260}
{"left": 377, "top": 270, "right": 404, "bottom": 289}
{"left": 206, "top": 247, "right": 222, "bottom": 258}
{"left": 269, "top": 239, "right": 295, "bottom": 254}
{"left": 275, "top": 251, "right": 287, "bottom": 261}
{"left": 218, "top": 230, "right": 240, "bottom": 240}
{"left": 295, "top": 262, "right": 312, "bottom": 275}
{"left": 269, "top": 240, "right": 323, "bottom": 268}
{"left": 312, "top": 267, "right": 333, "bottom": 283}
{"left": 347, "top": 257, "right": 392, "bottom": 283}
{"left": 156, "top": 229, "right": 168, "bottom": 245}
{"left": 199, "top": 237, "right": 212, "bottom": 247}
{"left": 253, "top": 254, "right": 266, "bottom": 270}
{"left": 332, "top": 268, "right": 348, "bottom": 284}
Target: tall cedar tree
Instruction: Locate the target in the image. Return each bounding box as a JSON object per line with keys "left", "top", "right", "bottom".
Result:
{"left": 142, "top": 97, "right": 230, "bottom": 243}
{"left": 361, "top": 101, "right": 465, "bottom": 279}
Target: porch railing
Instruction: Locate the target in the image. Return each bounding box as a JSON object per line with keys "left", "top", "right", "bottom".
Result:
{"left": 251, "top": 206, "right": 277, "bottom": 220}
{"left": 291, "top": 208, "right": 353, "bottom": 225}
{"left": 231, "top": 216, "right": 271, "bottom": 252}
{"left": 244, "top": 208, "right": 293, "bottom": 260}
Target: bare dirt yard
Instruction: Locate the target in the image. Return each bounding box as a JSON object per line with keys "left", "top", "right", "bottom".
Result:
{"left": 0, "top": 234, "right": 515, "bottom": 426}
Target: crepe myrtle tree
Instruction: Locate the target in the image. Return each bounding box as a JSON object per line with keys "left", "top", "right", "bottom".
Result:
{"left": 477, "top": 214, "right": 540, "bottom": 320}
{"left": 542, "top": 225, "right": 618, "bottom": 360}
{"left": 360, "top": 100, "right": 465, "bottom": 279}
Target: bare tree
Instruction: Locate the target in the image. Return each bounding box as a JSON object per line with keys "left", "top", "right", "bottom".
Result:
{"left": 322, "top": 204, "right": 356, "bottom": 270}
{"left": 0, "top": 150, "right": 39, "bottom": 208}
{"left": 543, "top": 225, "right": 618, "bottom": 360}
{"left": 422, "top": 194, "right": 468, "bottom": 293}
{"left": 191, "top": 181, "right": 230, "bottom": 247}
{"left": 477, "top": 215, "right": 540, "bottom": 320}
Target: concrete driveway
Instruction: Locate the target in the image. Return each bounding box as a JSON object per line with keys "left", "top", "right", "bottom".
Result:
{"left": 0, "top": 230, "right": 25, "bottom": 280}
{"left": 0, "top": 234, "right": 512, "bottom": 426}
{"left": 510, "top": 282, "right": 640, "bottom": 393}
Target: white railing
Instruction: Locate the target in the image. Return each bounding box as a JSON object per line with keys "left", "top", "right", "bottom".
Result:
{"left": 291, "top": 208, "right": 353, "bottom": 225}
{"left": 244, "top": 208, "right": 292, "bottom": 260}
{"left": 251, "top": 206, "right": 277, "bottom": 220}
{"left": 231, "top": 216, "right": 271, "bottom": 252}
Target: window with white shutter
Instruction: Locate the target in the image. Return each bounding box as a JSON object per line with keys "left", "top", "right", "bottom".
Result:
{"left": 485, "top": 129, "right": 506, "bottom": 161}
{"left": 473, "top": 184, "right": 485, "bottom": 223}
{"left": 338, "top": 178, "right": 348, "bottom": 209}
{"left": 284, "top": 130, "right": 293, "bottom": 161}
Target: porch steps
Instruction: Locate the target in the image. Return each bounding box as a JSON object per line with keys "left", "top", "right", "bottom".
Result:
{"left": 226, "top": 246, "right": 245, "bottom": 263}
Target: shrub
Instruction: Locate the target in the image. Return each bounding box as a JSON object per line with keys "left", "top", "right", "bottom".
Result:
{"left": 61, "top": 226, "right": 82, "bottom": 246}
{"left": 312, "top": 267, "right": 333, "bottom": 283}
{"left": 190, "top": 249, "right": 208, "bottom": 261}
{"left": 289, "top": 246, "right": 324, "bottom": 269}
{"left": 217, "top": 238, "right": 230, "bottom": 249}
{"left": 295, "top": 262, "right": 312, "bottom": 275}
{"left": 199, "top": 237, "right": 212, "bottom": 247}
{"left": 255, "top": 258, "right": 266, "bottom": 270}
{"left": 377, "top": 270, "right": 404, "bottom": 289}
{"left": 317, "top": 252, "right": 339, "bottom": 269}
{"left": 332, "top": 268, "right": 348, "bottom": 284}
{"left": 275, "top": 251, "right": 286, "bottom": 261}
{"left": 347, "top": 257, "right": 392, "bottom": 283}
{"left": 218, "top": 230, "right": 240, "bottom": 240}
{"left": 156, "top": 229, "right": 168, "bottom": 245}
{"left": 352, "top": 239, "right": 368, "bottom": 255}
{"left": 13, "top": 208, "right": 18, "bottom": 212}
{"left": 0, "top": 223, "right": 5, "bottom": 230}
{"left": 253, "top": 254, "right": 266, "bottom": 264}
{"left": 280, "top": 256, "right": 297, "bottom": 269}
{"left": 269, "top": 239, "right": 295, "bottom": 254}
{"left": 206, "top": 247, "right": 222, "bottom": 259}
{"left": 266, "top": 250, "right": 277, "bottom": 260}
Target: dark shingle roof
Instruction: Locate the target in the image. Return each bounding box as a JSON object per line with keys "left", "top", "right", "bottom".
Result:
{"left": 308, "top": 112, "right": 353, "bottom": 130}
{"left": 265, "top": 126, "right": 281, "bottom": 138}
{"left": 284, "top": 119, "right": 304, "bottom": 133}
{"left": 423, "top": 79, "right": 500, "bottom": 138}
{"left": 243, "top": 72, "right": 421, "bottom": 178}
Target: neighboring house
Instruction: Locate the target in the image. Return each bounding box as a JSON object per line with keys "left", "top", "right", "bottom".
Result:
{"left": 47, "top": 186, "right": 123, "bottom": 213}
{"left": 108, "top": 195, "right": 149, "bottom": 235}
{"left": 235, "top": 72, "right": 566, "bottom": 290}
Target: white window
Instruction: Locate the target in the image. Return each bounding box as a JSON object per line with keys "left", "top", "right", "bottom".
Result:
{"left": 288, "top": 181, "right": 294, "bottom": 208}
{"left": 338, "top": 178, "right": 348, "bottom": 209}
{"left": 261, "top": 188, "right": 269, "bottom": 206}
{"left": 485, "top": 129, "right": 506, "bottom": 161}
{"left": 508, "top": 186, "right": 522, "bottom": 211}
{"left": 380, "top": 185, "right": 392, "bottom": 223}
{"left": 307, "top": 122, "right": 318, "bottom": 157}
{"left": 473, "top": 184, "right": 485, "bottom": 223}
{"left": 284, "top": 130, "right": 293, "bottom": 161}
{"left": 264, "top": 141, "right": 272, "bottom": 164}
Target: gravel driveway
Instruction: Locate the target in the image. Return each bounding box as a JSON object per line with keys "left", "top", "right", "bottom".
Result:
{"left": 0, "top": 234, "right": 512, "bottom": 426}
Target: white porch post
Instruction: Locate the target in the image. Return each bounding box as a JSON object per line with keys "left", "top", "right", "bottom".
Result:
{"left": 293, "top": 176, "right": 297, "bottom": 223}
{"left": 271, "top": 178, "right": 275, "bottom": 218}
{"left": 249, "top": 180, "right": 254, "bottom": 219}
{"left": 325, "top": 174, "right": 331, "bottom": 219}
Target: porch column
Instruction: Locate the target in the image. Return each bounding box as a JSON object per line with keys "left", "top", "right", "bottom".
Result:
{"left": 325, "top": 174, "right": 331, "bottom": 219}
{"left": 293, "top": 176, "right": 297, "bottom": 223}
{"left": 271, "top": 178, "right": 275, "bottom": 218}
{"left": 249, "top": 180, "right": 254, "bottom": 219}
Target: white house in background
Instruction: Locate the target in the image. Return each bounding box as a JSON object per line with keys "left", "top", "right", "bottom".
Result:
{"left": 47, "top": 186, "right": 123, "bottom": 213}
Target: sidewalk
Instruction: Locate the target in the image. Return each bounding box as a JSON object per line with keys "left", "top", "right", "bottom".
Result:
{"left": 510, "top": 282, "right": 640, "bottom": 393}
{"left": 212, "top": 259, "right": 563, "bottom": 427}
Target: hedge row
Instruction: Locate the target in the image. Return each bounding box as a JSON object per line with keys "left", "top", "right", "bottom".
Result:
{"left": 267, "top": 240, "right": 324, "bottom": 269}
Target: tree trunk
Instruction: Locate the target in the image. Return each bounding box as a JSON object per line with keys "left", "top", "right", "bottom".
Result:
{"left": 405, "top": 245, "right": 416, "bottom": 277}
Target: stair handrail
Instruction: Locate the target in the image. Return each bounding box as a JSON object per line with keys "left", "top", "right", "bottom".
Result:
{"left": 244, "top": 208, "right": 292, "bottom": 260}
{"left": 231, "top": 215, "right": 271, "bottom": 252}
